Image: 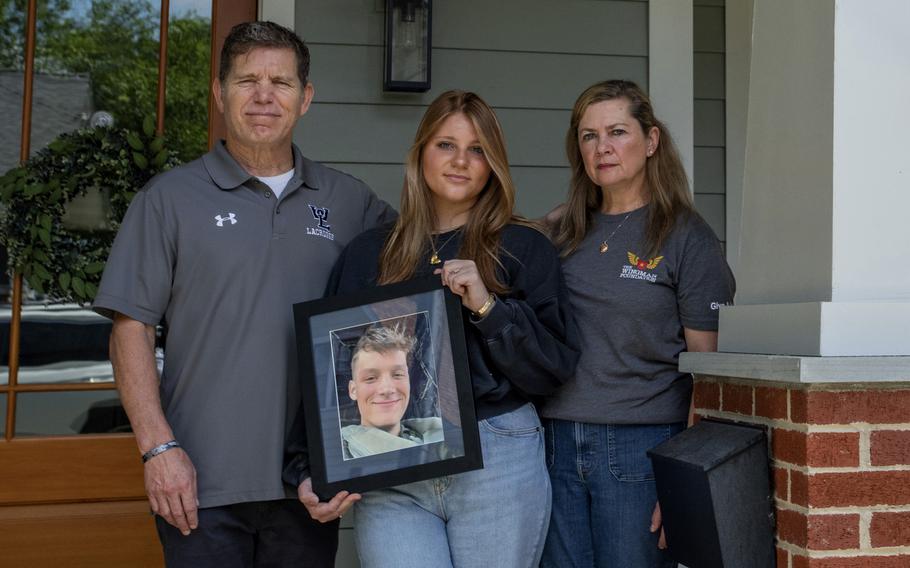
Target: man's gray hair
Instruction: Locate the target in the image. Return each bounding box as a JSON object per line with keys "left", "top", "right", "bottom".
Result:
{"left": 219, "top": 21, "right": 310, "bottom": 86}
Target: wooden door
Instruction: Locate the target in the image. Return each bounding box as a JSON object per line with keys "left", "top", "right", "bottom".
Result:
{"left": 0, "top": 1, "right": 256, "bottom": 566}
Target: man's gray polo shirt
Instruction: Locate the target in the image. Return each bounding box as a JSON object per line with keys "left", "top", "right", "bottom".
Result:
{"left": 94, "top": 141, "right": 394, "bottom": 508}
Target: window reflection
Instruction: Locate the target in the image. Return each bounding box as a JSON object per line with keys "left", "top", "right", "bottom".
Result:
{"left": 0, "top": 393, "right": 6, "bottom": 436}
{"left": 1, "top": 0, "right": 212, "bottom": 433}
{"left": 166, "top": 0, "right": 212, "bottom": 161}
{"left": 10, "top": 0, "right": 164, "bottom": 383}
{"left": 28, "top": 0, "right": 161, "bottom": 149}
{"left": 4, "top": 304, "right": 113, "bottom": 386}
{"left": 16, "top": 390, "right": 130, "bottom": 436}
{"left": 0, "top": 1, "right": 25, "bottom": 303}
{"left": 0, "top": 0, "right": 25, "bottom": 173}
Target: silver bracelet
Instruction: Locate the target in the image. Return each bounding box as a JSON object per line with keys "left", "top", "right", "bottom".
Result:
{"left": 141, "top": 440, "right": 180, "bottom": 463}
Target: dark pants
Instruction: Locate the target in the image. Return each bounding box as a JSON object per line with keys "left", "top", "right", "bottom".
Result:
{"left": 155, "top": 499, "right": 339, "bottom": 568}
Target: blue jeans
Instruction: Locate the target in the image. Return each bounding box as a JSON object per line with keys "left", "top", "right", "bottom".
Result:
{"left": 353, "top": 403, "right": 551, "bottom": 568}
{"left": 541, "top": 420, "right": 684, "bottom": 568}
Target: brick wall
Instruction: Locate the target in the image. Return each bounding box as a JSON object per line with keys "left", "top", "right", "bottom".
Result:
{"left": 693, "top": 376, "right": 910, "bottom": 568}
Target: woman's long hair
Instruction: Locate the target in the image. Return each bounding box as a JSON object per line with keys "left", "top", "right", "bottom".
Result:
{"left": 553, "top": 80, "right": 693, "bottom": 258}
{"left": 378, "top": 90, "right": 518, "bottom": 293}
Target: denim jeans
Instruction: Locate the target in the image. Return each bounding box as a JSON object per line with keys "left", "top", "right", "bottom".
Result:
{"left": 541, "top": 419, "right": 685, "bottom": 568}
{"left": 353, "top": 402, "right": 551, "bottom": 568}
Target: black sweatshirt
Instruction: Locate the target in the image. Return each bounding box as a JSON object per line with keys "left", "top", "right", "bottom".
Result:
{"left": 283, "top": 222, "right": 580, "bottom": 488}
{"left": 327, "top": 223, "right": 580, "bottom": 420}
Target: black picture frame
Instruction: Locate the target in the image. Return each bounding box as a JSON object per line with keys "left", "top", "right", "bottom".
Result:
{"left": 294, "top": 276, "right": 481, "bottom": 498}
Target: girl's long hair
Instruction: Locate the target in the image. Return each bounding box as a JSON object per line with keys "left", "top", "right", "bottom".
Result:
{"left": 554, "top": 79, "right": 693, "bottom": 258}
{"left": 378, "top": 90, "right": 520, "bottom": 293}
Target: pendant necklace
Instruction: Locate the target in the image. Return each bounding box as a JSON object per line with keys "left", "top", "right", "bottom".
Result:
{"left": 429, "top": 229, "right": 461, "bottom": 265}
{"left": 599, "top": 211, "right": 634, "bottom": 253}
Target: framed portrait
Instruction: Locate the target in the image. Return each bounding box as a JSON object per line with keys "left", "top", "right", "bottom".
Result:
{"left": 294, "top": 276, "right": 482, "bottom": 497}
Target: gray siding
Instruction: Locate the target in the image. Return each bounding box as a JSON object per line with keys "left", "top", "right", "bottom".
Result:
{"left": 694, "top": 0, "right": 727, "bottom": 244}
{"left": 295, "top": 0, "right": 648, "bottom": 218}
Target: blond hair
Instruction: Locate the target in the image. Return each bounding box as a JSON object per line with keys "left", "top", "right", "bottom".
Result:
{"left": 350, "top": 324, "right": 415, "bottom": 372}
{"left": 377, "top": 90, "right": 521, "bottom": 293}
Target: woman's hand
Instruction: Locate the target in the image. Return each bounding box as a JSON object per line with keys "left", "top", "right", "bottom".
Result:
{"left": 297, "top": 478, "right": 360, "bottom": 523}
{"left": 650, "top": 501, "right": 668, "bottom": 549}
{"left": 435, "top": 259, "right": 490, "bottom": 313}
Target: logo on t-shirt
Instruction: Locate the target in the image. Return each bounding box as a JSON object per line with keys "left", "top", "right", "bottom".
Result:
{"left": 214, "top": 212, "right": 237, "bottom": 227}
{"left": 619, "top": 252, "right": 663, "bottom": 283}
{"left": 307, "top": 204, "right": 334, "bottom": 241}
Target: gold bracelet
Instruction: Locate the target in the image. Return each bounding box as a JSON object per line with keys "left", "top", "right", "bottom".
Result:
{"left": 474, "top": 293, "right": 496, "bottom": 318}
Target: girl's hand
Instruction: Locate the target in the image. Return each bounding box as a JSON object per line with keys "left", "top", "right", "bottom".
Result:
{"left": 434, "top": 259, "right": 490, "bottom": 314}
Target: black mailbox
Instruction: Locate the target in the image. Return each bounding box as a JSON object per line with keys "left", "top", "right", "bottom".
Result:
{"left": 647, "top": 419, "right": 775, "bottom": 568}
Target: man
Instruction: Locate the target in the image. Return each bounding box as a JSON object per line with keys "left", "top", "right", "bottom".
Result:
{"left": 94, "top": 21, "right": 393, "bottom": 567}
{"left": 341, "top": 325, "right": 443, "bottom": 459}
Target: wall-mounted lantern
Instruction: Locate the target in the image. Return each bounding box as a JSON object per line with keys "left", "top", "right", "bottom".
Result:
{"left": 383, "top": 0, "right": 431, "bottom": 92}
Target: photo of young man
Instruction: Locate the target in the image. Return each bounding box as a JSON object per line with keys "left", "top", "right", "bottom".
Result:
{"left": 340, "top": 324, "right": 443, "bottom": 459}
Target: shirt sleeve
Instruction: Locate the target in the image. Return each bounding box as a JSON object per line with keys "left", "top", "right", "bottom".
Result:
{"left": 92, "top": 185, "right": 175, "bottom": 324}
{"left": 472, "top": 229, "right": 581, "bottom": 396}
{"left": 282, "top": 399, "right": 311, "bottom": 488}
{"left": 360, "top": 183, "right": 397, "bottom": 231}
{"left": 675, "top": 216, "right": 736, "bottom": 331}
{"left": 324, "top": 242, "right": 350, "bottom": 297}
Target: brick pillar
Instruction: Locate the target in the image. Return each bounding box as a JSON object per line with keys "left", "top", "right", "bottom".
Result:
{"left": 693, "top": 376, "right": 910, "bottom": 568}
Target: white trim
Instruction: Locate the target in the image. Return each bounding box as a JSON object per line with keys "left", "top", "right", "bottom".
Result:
{"left": 723, "top": 0, "right": 753, "bottom": 274}
{"left": 718, "top": 301, "right": 910, "bottom": 357}
{"left": 648, "top": 0, "right": 694, "bottom": 189}
{"left": 680, "top": 352, "right": 910, "bottom": 384}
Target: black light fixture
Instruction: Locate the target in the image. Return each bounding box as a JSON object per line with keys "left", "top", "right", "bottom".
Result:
{"left": 383, "top": 0, "right": 431, "bottom": 92}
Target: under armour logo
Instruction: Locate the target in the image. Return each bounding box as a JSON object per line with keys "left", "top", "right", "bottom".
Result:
{"left": 215, "top": 213, "right": 237, "bottom": 227}
{"left": 309, "top": 205, "right": 331, "bottom": 230}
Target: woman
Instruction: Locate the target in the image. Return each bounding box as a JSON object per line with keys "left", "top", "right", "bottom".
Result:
{"left": 540, "top": 80, "right": 735, "bottom": 567}
{"left": 327, "top": 90, "right": 579, "bottom": 567}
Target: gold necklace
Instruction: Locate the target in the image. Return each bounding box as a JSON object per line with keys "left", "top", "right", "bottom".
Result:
{"left": 599, "top": 212, "right": 633, "bottom": 253}
{"left": 429, "top": 230, "right": 461, "bottom": 265}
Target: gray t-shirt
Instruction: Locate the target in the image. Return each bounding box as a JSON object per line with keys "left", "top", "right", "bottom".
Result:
{"left": 93, "top": 142, "right": 394, "bottom": 508}
{"left": 540, "top": 206, "right": 735, "bottom": 424}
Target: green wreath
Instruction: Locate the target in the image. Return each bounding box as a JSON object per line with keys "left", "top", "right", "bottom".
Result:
{"left": 0, "top": 117, "right": 179, "bottom": 303}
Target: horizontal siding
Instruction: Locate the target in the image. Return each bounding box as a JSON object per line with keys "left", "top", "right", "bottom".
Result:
{"left": 511, "top": 167, "right": 571, "bottom": 218}
{"left": 694, "top": 99, "right": 725, "bottom": 147}
{"left": 695, "top": 193, "right": 726, "bottom": 240}
{"left": 694, "top": 1, "right": 726, "bottom": 244}
{"left": 694, "top": 147, "right": 725, "bottom": 195}
{"left": 694, "top": 4, "right": 725, "bottom": 52}
{"left": 325, "top": 162, "right": 570, "bottom": 220}
{"left": 297, "top": 104, "right": 571, "bottom": 167}
{"left": 299, "top": 0, "right": 648, "bottom": 56}
{"left": 297, "top": 0, "right": 648, "bottom": 229}
{"left": 308, "top": 44, "right": 648, "bottom": 109}
{"left": 694, "top": 52, "right": 725, "bottom": 99}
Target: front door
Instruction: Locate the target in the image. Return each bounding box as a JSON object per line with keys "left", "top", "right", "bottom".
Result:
{"left": 0, "top": 1, "right": 256, "bottom": 565}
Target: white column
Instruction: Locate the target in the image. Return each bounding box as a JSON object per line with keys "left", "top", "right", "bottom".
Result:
{"left": 649, "top": 0, "right": 694, "bottom": 188}
{"left": 723, "top": 0, "right": 754, "bottom": 276}
{"left": 719, "top": 0, "right": 910, "bottom": 356}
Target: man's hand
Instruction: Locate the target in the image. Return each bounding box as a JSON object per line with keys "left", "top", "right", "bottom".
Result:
{"left": 297, "top": 477, "right": 361, "bottom": 523}
{"left": 145, "top": 447, "right": 198, "bottom": 536}
{"left": 650, "top": 501, "right": 668, "bottom": 549}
